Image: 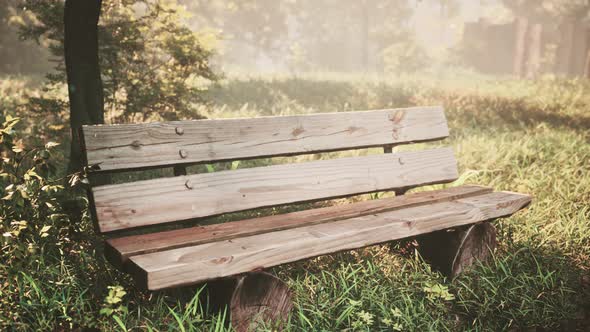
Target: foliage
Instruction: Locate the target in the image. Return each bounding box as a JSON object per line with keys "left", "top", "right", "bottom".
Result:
{"left": 0, "top": 114, "right": 81, "bottom": 329}
{"left": 290, "top": 0, "right": 416, "bottom": 72}
{"left": 381, "top": 39, "right": 430, "bottom": 74}
{"left": 0, "top": 115, "right": 69, "bottom": 267}
{"left": 180, "top": 0, "right": 290, "bottom": 57}
{"left": 18, "top": 0, "right": 218, "bottom": 123}
{"left": 501, "top": 0, "right": 590, "bottom": 21}
{"left": 99, "top": 286, "right": 128, "bottom": 318}
{"left": 0, "top": 0, "right": 50, "bottom": 75}
{"left": 181, "top": 0, "right": 431, "bottom": 73}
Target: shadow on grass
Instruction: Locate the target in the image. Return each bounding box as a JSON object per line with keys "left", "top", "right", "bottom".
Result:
{"left": 441, "top": 94, "right": 590, "bottom": 133}
{"left": 210, "top": 78, "right": 590, "bottom": 134}
{"left": 452, "top": 240, "right": 590, "bottom": 331}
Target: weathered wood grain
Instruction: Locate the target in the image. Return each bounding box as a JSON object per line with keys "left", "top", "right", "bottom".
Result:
{"left": 82, "top": 107, "right": 449, "bottom": 172}
{"left": 127, "top": 191, "right": 532, "bottom": 290}
{"left": 230, "top": 272, "right": 293, "bottom": 332}
{"left": 105, "top": 185, "right": 492, "bottom": 267}
{"left": 93, "top": 148, "right": 458, "bottom": 233}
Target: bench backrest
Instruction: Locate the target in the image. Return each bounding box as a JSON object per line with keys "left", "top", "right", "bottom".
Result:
{"left": 81, "top": 106, "right": 458, "bottom": 233}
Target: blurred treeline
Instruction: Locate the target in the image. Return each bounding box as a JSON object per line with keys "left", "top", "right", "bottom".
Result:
{"left": 462, "top": 0, "right": 590, "bottom": 78}
{"left": 0, "top": 0, "right": 51, "bottom": 75}
{"left": 3, "top": 0, "right": 590, "bottom": 78}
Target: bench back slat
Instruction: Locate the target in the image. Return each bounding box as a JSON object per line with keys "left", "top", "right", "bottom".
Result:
{"left": 92, "top": 147, "right": 458, "bottom": 233}
{"left": 81, "top": 107, "right": 448, "bottom": 172}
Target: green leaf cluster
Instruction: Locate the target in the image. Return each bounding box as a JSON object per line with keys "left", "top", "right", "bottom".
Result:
{"left": 0, "top": 115, "right": 72, "bottom": 267}
{"left": 18, "top": 0, "right": 218, "bottom": 123}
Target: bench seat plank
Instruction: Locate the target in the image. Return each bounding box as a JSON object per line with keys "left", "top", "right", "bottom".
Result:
{"left": 93, "top": 148, "right": 458, "bottom": 233}
{"left": 127, "top": 191, "right": 531, "bottom": 290}
{"left": 105, "top": 185, "right": 493, "bottom": 267}
{"left": 82, "top": 107, "right": 449, "bottom": 172}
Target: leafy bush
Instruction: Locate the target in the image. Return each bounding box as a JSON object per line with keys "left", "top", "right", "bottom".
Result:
{"left": 18, "top": 0, "right": 218, "bottom": 123}
{"left": 0, "top": 115, "right": 88, "bottom": 329}
{"left": 0, "top": 115, "right": 72, "bottom": 266}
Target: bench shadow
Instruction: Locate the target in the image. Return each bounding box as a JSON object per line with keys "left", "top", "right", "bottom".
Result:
{"left": 443, "top": 94, "right": 590, "bottom": 133}
{"left": 450, "top": 240, "right": 590, "bottom": 331}
{"left": 211, "top": 78, "right": 590, "bottom": 134}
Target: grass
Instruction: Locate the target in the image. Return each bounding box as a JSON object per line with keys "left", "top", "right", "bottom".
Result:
{"left": 1, "top": 73, "right": 589, "bottom": 331}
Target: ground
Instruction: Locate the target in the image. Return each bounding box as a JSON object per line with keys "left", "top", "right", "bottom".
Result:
{"left": 1, "top": 73, "right": 589, "bottom": 331}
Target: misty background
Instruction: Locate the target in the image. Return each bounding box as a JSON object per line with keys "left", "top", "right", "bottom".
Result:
{"left": 2, "top": 0, "right": 590, "bottom": 79}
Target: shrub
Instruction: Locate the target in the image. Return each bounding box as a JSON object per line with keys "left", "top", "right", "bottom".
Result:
{"left": 0, "top": 115, "right": 74, "bottom": 266}
{"left": 18, "top": 0, "right": 219, "bottom": 123}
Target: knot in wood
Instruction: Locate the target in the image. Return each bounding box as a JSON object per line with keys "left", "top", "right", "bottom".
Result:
{"left": 175, "top": 127, "right": 184, "bottom": 135}
{"left": 185, "top": 179, "right": 194, "bottom": 190}
{"left": 130, "top": 140, "right": 142, "bottom": 150}
{"left": 398, "top": 157, "right": 404, "bottom": 165}
{"left": 179, "top": 149, "right": 188, "bottom": 159}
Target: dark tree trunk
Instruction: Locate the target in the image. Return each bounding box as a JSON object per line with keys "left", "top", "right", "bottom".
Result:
{"left": 64, "top": 0, "right": 104, "bottom": 174}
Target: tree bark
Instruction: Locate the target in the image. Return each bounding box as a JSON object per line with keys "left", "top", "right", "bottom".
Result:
{"left": 64, "top": 0, "right": 104, "bottom": 174}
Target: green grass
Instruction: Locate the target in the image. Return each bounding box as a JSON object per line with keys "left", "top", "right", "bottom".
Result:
{"left": 1, "top": 73, "right": 589, "bottom": 331}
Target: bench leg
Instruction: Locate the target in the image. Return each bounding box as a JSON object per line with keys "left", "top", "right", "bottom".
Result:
{"left": 417, "top": 222, "right": 497, "bottom": 278}
{"left": 229, "top": 271, "right": 293, "bottom": 332}
{"left": 204, "top": 272, "right": 292, "bottom": 331}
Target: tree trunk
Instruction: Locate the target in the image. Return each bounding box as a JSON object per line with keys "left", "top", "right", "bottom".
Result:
{"left": 570, "top": 21, "right": 588, "bottom": 77}
{"left": 556, "top": 22, "right": 574, "bottom": 76}
{"left": 584, "top": 49, "right": 590, "bottom": 78}
{"left": 513, "top": 17, "right": 529, "bottom": 78}
{"left": 525, "top": 23, "right": 542, "bottom": 79}
{"left": 360, "top": 0, "right": 369, "bottom": 72}
{"left": 64, "top": 0, "right": 104, "bottom": 174}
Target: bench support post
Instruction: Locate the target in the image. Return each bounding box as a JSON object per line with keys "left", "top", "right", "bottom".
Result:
{"left": 417, "top": 222, "right": 497, "bottom": 278}
{"left": 205, "top": 272, "right": 293, "bottom": 332}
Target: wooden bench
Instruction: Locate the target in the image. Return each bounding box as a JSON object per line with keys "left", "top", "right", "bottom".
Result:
{"left": 81, "top": 106, "right": 531, "bottom": 328}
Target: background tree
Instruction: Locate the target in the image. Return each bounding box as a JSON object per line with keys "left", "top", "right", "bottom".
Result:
{"left": 0, "top": 0, "right": 49, "bottom": 75}
{"left": 501, "top": 0, "right": 590, "bottom": 77}
{"left": 180, "top": 0, "right": 290, "bottom": 68}
{"left": 289, "top": 0, "right": 419, "bottom": 72}
{"left": 63, "top": 0, "right": 104, "bottom": 173}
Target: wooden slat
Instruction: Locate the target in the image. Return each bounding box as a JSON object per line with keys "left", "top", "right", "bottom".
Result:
{"left": 105, "top": 185, "right": 493, "bottom": 267}
{"left": 92, "top": 148, "right": 458, "bottom": 233}
{"left": 127, "top": 191, "right": 532, "bottom": 290}
{"left": 82, "top": 107, "right": 449, "bottom": 172}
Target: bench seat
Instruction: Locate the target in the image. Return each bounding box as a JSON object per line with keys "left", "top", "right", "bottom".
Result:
{"left": 81, "top": 107, "right": 532, "bottom": 293}
{"left": 104, "top": 185, "right": 531, "bottom": 290}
